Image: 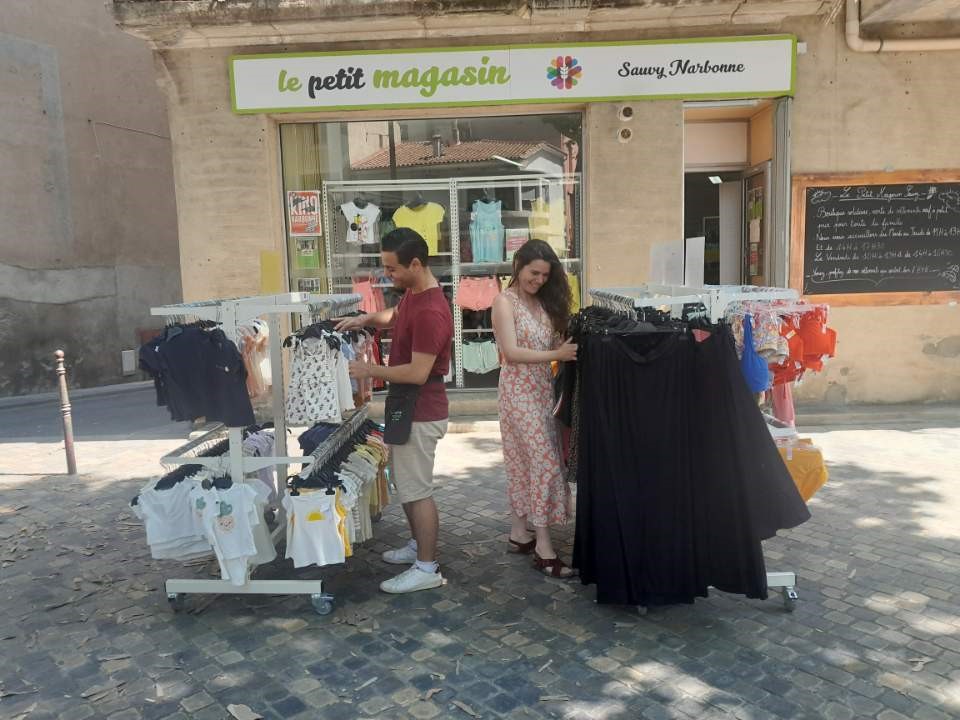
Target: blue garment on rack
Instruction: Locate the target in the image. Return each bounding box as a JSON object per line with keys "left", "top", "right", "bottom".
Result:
{"left": 298, "top": 422, "right": 340, "bottom": 456}
{"left": 469, "top": 200, "right": 505, "bottom": 263}
{"left": 740, "top": 315, "right": 771, "bottom": 393}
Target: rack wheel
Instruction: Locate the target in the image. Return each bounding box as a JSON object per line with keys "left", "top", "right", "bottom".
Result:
{"left": 781, "top": 586, "right": 798, "bottom": 612}
{"left": 311, "top": 593, "right": 334, "bottom": 616}
{"left": 167, "top": 593, "right": 186, "bottom": 613}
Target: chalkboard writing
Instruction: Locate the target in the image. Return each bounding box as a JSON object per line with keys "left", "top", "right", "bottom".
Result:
{"left": 802, "top": 182, "right": 960, "bottom": 294}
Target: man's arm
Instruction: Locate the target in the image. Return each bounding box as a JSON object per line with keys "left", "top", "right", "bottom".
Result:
{"left": 350, "top": 351, "right": 436, "bottom": 385}
{"left": 335, "top": 306, "right": 396, "bottom": 332}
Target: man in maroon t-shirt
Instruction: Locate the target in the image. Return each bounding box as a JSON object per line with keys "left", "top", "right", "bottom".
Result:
{"left": 338, "top": 228, "right": 453, "bottom": 594}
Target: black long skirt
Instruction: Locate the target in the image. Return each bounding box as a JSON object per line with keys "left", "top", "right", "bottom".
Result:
{"left": 572, "top": 326, "right": 809, "bottom": 606}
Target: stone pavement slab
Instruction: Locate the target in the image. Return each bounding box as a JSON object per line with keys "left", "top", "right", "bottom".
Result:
{"left": 1, "top": 396, "right": 959, "bottom": 719}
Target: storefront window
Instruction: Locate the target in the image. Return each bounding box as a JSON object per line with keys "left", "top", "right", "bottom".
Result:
{"left": 280, "top": 113, "right": 583, "bottom": 389}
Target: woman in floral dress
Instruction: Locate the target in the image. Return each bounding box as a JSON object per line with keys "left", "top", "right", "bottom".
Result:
{"left": 492, "top": 240, "right": 577, "bottom": 578}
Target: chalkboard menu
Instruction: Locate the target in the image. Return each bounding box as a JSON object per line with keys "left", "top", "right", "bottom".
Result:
{"left": 798, "top": 179, "right": 960, "bottom": 295}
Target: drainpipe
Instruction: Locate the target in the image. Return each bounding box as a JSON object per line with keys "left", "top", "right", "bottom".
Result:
{"left": 846, "top": 0, "right": 960, "bottom": 52}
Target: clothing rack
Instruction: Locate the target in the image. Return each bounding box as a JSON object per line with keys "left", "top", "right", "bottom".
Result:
{"left": 588, "top": 283, "right": 801, "bottom": 611}
{"left": 589, "top": 284, "right": 800, "bottom": 324}
{"left": 149, "top": 292, "right": 361, "bottom": 615}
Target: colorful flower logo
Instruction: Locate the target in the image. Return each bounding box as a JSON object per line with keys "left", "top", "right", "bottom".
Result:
{"left": 547, "top": 56, "right": 582, "bottom": 90}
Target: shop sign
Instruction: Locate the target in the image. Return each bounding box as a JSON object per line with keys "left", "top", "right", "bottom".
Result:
{"left": 230, "top": 35, "right": 795, "bottom": 114}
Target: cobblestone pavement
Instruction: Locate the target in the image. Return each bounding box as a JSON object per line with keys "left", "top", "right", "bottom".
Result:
{"left": 1, "top": 392, "right": 959, "bottom": 719}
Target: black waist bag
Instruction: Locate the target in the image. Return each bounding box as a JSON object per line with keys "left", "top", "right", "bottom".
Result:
{"left": 383, "top": 377, "right": 443, "bottom": 445}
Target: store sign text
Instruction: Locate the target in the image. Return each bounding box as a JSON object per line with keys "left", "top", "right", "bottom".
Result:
{"left": 230, "top": 35, "right": 795, "bottom": 114}
{"left": 619, "top": 59, "right": 745, "bottom": 80}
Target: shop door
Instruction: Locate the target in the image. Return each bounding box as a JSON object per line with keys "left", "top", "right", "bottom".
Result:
{"left": 741, "top": 161, "right": 771, "bottom": 286}
{"left": 717, "top": 179, "right": 743, "bottom": 284}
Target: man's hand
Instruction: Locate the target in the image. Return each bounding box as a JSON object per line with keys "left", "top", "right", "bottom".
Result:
{"left": 348, "top": 360, "right": 375, "bottom": 380}
{"left": 335, "top": 314, "right": 368, "bottom": 332}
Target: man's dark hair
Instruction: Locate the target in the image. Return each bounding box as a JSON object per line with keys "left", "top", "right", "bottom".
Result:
{"left": 381, "top": 227, "right": 429, "bottom": 267}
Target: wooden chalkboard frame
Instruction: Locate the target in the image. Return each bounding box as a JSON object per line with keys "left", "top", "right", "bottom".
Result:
{"left": 790, "top": 170, "right": 960, "bottom": 306}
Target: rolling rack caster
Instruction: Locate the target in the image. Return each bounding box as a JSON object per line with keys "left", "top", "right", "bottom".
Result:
{"left": 767, "top": 572, "right": 799, "bottom": 612}
{"left": 167, "top": 592, "right": 186, "bottom": 613}
{"left": 781, "top": 585, "right": 799, "bottom": 613}
{"left": 311, "top": 593, "right": 335, "bottom": 616}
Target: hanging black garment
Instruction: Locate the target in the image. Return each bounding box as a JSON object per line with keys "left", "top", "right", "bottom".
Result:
{"left": 684, "top": 325, "right": 808, "bottom": 601}
{"left": 571, "top": 321, "right": 810, "bottom": 607}
{"left": 139, "top": 326, "right": 254, "bottom": 427}
{"left": 692, "top": 327, "right": 810, "bottom": 542}
{"left": 573, "top": 330, "right": 706, "bottom": 606}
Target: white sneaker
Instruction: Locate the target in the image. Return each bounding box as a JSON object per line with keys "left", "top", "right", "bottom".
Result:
{"left": 382, "top": 544, "right": 418, "bottom": 565}
{"left": 380, "top": 566, "right": 444, "bottom": 594}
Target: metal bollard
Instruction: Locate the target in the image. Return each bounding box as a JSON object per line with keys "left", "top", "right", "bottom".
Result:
{"left": 54, "top": 350, "right": 78, "bottom": 475}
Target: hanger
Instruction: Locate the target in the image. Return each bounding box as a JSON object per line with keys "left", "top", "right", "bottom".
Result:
{"left": 353, "top": 191, "right": 368, "bottom": 209}
{"left": 201, "top": 474, "right": 233, "bottom": 490}
{"left": 405, "top": 191, "right": 427, "bottom": 209}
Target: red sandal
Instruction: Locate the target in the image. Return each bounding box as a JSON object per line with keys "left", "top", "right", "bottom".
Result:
{"left": 508, "top": 538, "right": 536, "bottom": 554}
{"left": 533, "top": 552, "right": 576, "bottom": 579}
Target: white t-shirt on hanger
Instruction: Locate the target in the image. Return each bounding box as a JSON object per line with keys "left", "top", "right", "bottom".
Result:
{"left": 282, "top": 491, "right": 346, "bottom": 568}
{"left": 191, "top": 484, "right": 261, "bottom": 586}
{"left": 340, "top": 202, "right": 381, "bottom": 245}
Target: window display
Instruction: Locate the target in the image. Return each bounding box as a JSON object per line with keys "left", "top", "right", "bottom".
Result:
{"left": 280, "top": 113, "right": 583, "bottom": 389}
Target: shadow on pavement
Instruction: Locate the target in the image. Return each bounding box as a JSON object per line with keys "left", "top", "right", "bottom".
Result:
{"left": 0, "top": 428, "right": 957, "bottom": 719}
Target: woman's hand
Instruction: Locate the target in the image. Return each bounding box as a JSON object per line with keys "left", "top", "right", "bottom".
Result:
{"left": 554, "top": 339, "right": 578, "bottom": 362}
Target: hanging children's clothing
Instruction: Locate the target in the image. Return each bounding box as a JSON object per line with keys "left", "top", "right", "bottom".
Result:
{"left": 456, "top": 276, "right": 500, "bottom": 311}
{"left": 392, "top": 203, "right": 445, "bottom": 255}
{"left": 282, "top": 491, "right": 347, "bottom": 568}
{"left": 288, "top": 420, "right": 388, "bottom": 562}
{"left": 340, "top": 201, "right": 381, "bottom": 245}
{"left": 139, "top": 325, "right": 255, "bottom": 427}
{"left": 529, "top": 197, "right": 566, "bottom": 258}
{"left": 190, "top": 482, "right": 266, "bottom": 586}
{"left": 242, "top": 429, "right": 277, "bottom": 500}
{"left": 133, "top": 473, "right": 212, "bottom": 561}
{"left": 236, "top": 320, "right": 271, "bottom": 400}
{"left": 469, "top": 199, "right": 505, "bottom": 263}
{"left": 777, "top": 439, "right": 828, "bottom": 502}
{"left": 462, "top": 339, "right": 500, "bottom": 374}
{"left": 352, "top": 277, "right": 386, "bottom": 314}
{"left": 285, "top": 335, "right": 355, "bottom": 426}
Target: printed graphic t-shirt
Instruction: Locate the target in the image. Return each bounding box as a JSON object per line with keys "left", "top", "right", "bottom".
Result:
{"left": 340, "top": 202, "right": 382, "bottom": 245}
{"left": 392, "top": 203, "right": 445, "bottom": 255}
{"left": 389, "top": 287, "right": 453, "bottom": 421}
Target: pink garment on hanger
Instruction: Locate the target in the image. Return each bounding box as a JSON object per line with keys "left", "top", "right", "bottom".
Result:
{"left": 772, "top": 383, "right": 796, "bottom": 427}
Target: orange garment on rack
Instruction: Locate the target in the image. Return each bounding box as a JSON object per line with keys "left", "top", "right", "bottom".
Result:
{"left": 777, "top": 439, "right": 828, "bottom": 502}
{"left": 770, "top": 316, "right": 805, "bottom": 386}
{"left": 798, "top": 308, "right": 836, "bottom": 372}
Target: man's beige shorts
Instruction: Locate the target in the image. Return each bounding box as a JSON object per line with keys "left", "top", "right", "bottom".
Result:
{"left": 388, "top": 419, "right": 448, "bottom": 504}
